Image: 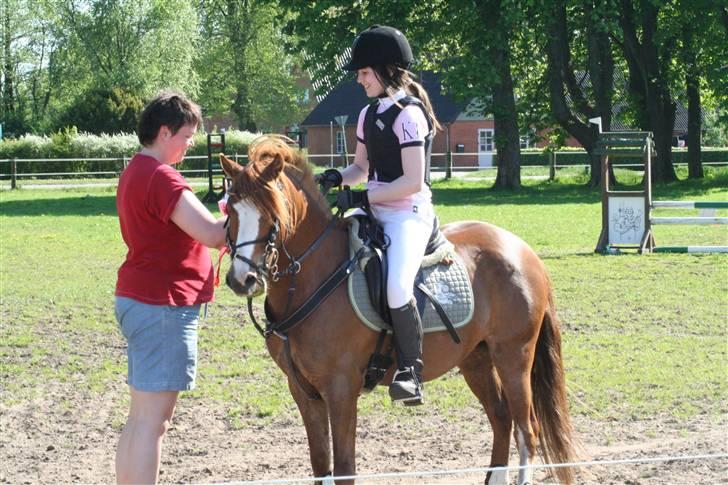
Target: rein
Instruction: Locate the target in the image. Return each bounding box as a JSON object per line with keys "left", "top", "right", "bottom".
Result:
{"left": 227, "top": 170, "right": 365, "bottom": 401}
{"left": 247, "top": 210, "right": 358, "bottom": 340}
{"left": 226, "top": 172, "right": 360, "bottom": 340}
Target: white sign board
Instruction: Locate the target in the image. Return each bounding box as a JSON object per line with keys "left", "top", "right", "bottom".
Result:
{"left": 608, "top": 196, "right": 646, "bottom": 246}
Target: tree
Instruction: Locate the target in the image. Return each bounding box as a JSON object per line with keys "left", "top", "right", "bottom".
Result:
{"left": 538, "top": 0, "right": 616, "bottom": 187}
{"left": 681, "top": 5, "right": 703, "bottom": 178}
{"left": 54, "top": 0, "right": 199, "bottom": 130}
{"left": 55, "top": 86, "right": 144, "bottom": 134}
{"left": 473, "top": 0, "right": 522, "bottom": 190}
{"left": 196, "top": 0, "right": 306, "bottom": 132}
{"left": 0, "top": 0, "right": 56, "bottom": 134}
{"left": 699, "top": 5, "right": 728, "bottom": 148}
{"left": 612, "top": 0, "right": 679, "bottom": 182}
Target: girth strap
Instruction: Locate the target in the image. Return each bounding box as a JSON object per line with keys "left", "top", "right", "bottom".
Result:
{"left": 415, "top": 282, "right": 462, "bottom": 344}
{"left": 265, "top": 247, "right": 365, "bottom": 337}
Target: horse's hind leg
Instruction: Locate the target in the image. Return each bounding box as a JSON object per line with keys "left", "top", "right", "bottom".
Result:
{"left": 460, "top": 342, "right": 513, "bottom": 485}
{"left": 287, "top": 378, "right": 333, "bottom": 482}
{"left": 490, "top": 340, "right": 539, "bottom": 485}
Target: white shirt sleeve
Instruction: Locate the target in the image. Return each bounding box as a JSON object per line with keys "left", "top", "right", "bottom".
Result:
{"left": 392, "top": 105, "right": 429, "bottom": 147}
{"left": 356, "top": 105, "right": 369, "bottom": 142}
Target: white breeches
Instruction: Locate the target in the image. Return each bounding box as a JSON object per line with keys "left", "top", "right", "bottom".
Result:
{"left": 371, "top": 204, "right": 435, "bottom": 309}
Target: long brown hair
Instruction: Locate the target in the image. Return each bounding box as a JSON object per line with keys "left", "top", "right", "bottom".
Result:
{"left": 373, "top": 66, "right": 442, "bottom": 133}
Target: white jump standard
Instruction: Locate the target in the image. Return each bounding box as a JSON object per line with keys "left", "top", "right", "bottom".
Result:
{"left": 594, "top": 131, "right": 727, "bottom": 254}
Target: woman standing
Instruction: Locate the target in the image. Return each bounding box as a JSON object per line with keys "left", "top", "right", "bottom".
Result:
{"left": 318, "top": 25, "right": 442, "bottom": 406}
{"left": 114, "top": 91, "right": 226, "bottom": 483}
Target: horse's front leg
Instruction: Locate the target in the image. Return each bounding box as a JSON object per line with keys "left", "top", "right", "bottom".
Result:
{"left": 287, "top": 376, "right": 333, "bottom": 482}
{"left": 323, "top": 377, "right": 361, "bottom": 485}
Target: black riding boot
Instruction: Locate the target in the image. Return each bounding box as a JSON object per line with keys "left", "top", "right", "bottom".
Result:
{"left": 389, "top": 299, "right": 424, "bottom": 405}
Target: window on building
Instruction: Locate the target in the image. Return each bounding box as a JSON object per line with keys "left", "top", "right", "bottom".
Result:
{"left": 336, "top": 131, "right": 345, "bottom": 154}
{"left": 478, "top": 129, "right": 494, "bottom": 152}
{"left": 520, "top": 135, "right": 530, "bottom": 149}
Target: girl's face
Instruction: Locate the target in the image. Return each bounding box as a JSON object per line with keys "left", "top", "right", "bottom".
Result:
{"left": 356, "top": 67, "right": 385, "bottom": 98}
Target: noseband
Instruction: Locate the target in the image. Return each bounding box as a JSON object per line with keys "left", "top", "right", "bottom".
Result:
{"left": 225, "top": 217, "right": 282, "bottom": 280}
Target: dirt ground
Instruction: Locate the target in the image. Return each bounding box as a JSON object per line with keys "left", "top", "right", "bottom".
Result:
{"left": 1, "top": 379, "right": 726, "bottom": 485}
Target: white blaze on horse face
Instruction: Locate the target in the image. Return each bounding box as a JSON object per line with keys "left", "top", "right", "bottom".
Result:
{"left": 230, "top": 199, "right": 263, "bottom": 278}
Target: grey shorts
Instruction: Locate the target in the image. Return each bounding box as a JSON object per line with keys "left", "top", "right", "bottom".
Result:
{"left": 114, "top": 296, "right": 200, "bottom": 392}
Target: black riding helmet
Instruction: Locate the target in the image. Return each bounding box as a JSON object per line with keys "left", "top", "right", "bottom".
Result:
{"left": 343, "top": 25, "right": 413, "bottom": 71}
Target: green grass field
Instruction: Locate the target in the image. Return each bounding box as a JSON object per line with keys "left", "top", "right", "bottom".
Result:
{"left": 1, "top": 167, "right": 726, "bottom": 430}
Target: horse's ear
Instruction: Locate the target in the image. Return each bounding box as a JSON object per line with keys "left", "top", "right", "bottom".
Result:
{"left": 258, "top": 149, "right": 285, "bottom": 183}
{"left": 220, "top": 154, "right": 242, "bottom": 179}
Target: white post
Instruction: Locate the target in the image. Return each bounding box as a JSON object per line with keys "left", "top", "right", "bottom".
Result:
{"left": 329, "top": 121, "right": 334, "bottom": 168}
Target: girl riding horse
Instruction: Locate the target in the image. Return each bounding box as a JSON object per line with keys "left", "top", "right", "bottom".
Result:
{"left": 318, "top": 25, "right": 441, "bottom": 406}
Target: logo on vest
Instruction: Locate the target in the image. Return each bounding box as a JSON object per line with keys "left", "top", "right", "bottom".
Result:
{"left": 375, "top": 119, "right": 385, "bottom": 130}
{"left": 401, "top": 121, "right": 419, "bottom": 140}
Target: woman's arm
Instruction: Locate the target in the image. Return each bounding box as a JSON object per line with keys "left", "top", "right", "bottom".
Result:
{"left": 340, "top": 141, "right": 370, "bottom": 186}
{"left": 170, "top": 190, "right": 227, "bottom": 248}
{"left": 367, "top": 145, "right": 425, "bottom": 204}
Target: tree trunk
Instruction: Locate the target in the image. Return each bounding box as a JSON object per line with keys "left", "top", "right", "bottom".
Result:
{"left": 686, "top": 70, "right": 702, "bottom": 178}
{"left": 475, "top": 0, "right": 521, "bottom": 190}
{"left": 224, "top": 0, "right": 257, "bottom": 132}
{"left": 491, "top": 62, "right": 521, "bottom": 190}
{"left": 544, "top": 0, "right": 614, "bottom": 188}
{"left": 2, "top": 5, "right": 15, "bottom": 118}
{"left": 683, "top": 21, "right": 703, "bottom": 178}
{"left": 617, "top": 0, "right": 677, "bottom": 182}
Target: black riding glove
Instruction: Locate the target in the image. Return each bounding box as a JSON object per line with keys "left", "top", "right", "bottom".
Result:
{"left": 336, "top": 188, "right": 369, "bottom": 212}
{"left": 315, "top": 169, "right": 343, "bottom": 191}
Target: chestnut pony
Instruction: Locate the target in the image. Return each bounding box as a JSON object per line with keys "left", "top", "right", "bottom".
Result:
{"left": 220, "top": 136, "right": 576, "bottom": 485}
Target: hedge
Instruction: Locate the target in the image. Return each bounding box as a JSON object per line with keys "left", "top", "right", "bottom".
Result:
{"left": 0, "top": 129, "right": 259, "bottom": 176}
{"left": 1, "top": 130, "right": 726, "bottom": 177}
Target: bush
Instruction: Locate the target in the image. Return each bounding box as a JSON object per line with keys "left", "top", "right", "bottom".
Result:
{"left": 0, "top": 129, "right": 259, "bottom": 177}
{"left": 55, "top": 87, "right": 145, "bottom": 135}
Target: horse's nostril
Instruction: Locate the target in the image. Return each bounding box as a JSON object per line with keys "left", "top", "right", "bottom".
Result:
{"left": 244, "top": 274, "right": 258, "bottom": 287}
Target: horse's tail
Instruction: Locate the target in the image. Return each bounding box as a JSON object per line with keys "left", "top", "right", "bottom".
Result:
{"left": 532, "top": 292, "right": 578, "bottom": 484}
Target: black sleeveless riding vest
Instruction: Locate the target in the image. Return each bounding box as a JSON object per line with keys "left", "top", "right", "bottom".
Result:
{"left": 363, "top": 96, "right": 433, "bottom": 185}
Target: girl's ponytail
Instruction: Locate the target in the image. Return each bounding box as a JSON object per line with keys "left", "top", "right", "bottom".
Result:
{"left": 401, "top": 73, "right": 442, "bottom": 133}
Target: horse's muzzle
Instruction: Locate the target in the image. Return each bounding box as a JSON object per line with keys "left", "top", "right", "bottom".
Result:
{"left": 226, "top": 270, "right": 266, "bottom": 297}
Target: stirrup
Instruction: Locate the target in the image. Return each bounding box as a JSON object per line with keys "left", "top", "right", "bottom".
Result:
{"left": 389, "top": 367, "right": 424, "bottom": 406}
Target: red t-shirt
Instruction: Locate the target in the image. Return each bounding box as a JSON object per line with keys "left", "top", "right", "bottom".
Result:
{"left": 115, "top": 153, "right": 214, "bottom": 305}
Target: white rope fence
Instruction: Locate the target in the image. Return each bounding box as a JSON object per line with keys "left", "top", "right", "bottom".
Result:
{"left": 207, "top": 452, "right": 728, "bottom": 484}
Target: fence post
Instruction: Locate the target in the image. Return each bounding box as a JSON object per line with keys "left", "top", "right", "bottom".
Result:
{"left": 549, "top": 151, "right": 556, "bottom": 181}
{"left": 10, "top": 158, "right": 17, "bottom": 189}
{"left": 446, "top": 149, "right": 453, "bottom": 180}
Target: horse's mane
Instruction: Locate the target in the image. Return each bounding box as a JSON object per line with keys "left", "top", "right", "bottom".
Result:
{"left": 235, "top": 135, "right": 331, "bottom": 239}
